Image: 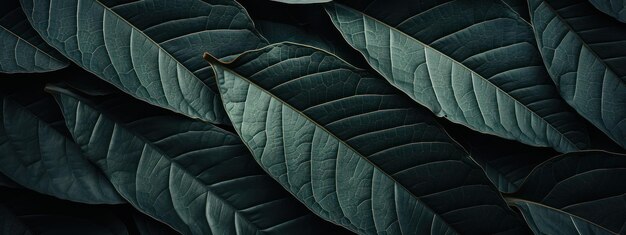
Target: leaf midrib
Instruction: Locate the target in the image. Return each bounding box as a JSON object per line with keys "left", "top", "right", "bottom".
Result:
{"left": 58, "top": 92, "right": 268, "bottom": 234}
{"left": 331, "top": 3, "right": 581, "bottom": 151}
{"left": 211, "top": 53, "right": 459, "bottom": 234}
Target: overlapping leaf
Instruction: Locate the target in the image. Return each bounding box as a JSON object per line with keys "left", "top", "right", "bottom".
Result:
{"left": 508, "top": 151, "right": 626, "bottom": 234}
{"left": 588, "top": 0, "right": 626, "bottom": 22}
{"left": 529, "top": 0, "right": 626, "bottom": 149}
{"left": 325, "top": 0, "right": 590, "bottom": 153}
{"left": 48, "top": 84, "right": 349, "bottom": 235}
{"left": 0, "top": 0, "right": 67, "bottom": 73}
{"left": 0, "top": 80, "right": 122, "bottom": 204}
{"left": 20, "top": 0, "right": 268, "bottom": 124}
{"left": 209, "top": 42, "right": 529, "bottom": 234}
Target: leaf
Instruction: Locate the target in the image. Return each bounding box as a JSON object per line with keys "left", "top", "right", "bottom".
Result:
{"left": 500, "top": 0, "right": 531, "bottom": 22}
{"left": 529, "top": 0, "right": 626, "bottom": 149}
{"left": 0, "top": 79, "right": 123, "bottom": 204}
{"left": 208, "top": 42, "right": 530, "bottom": 234}
{"left": 269, "top": 0, "right": 332, "bottom": 4}
{"left": 441, "top": 120, "right": 557, "bottom": 193}
{"left": 48, "top": 84, "right": 350, "bottom": 235}
{"left": 19, "top": 0, "right": 268, "bottom": 124}
{"left": 0, "top": 0, "right": 67, "bottom": 73}
{"left": 325, "top": 0, "right": 590, "bottom": 153}
{"left": 508, "top": 150, "right": 626, "bottom": 234}
{"left": 588, "top": 0, "right": 626, "bottom": 23}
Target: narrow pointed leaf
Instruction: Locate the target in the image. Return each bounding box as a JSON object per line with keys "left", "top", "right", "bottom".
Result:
{"left": 0, "top": 80, "right": 122, "bottom": 204}
{"left": 20, "top": 0, "right": 268, "bottom": 124}
{"left": 508, "top": 150, "right": 626, "bottom": 234}
{"left": 326, "top": 0, "right": 590, "bottom": 153}
{"left": 49, "top": 85, "right": 350, "bottom": 235}
{"left": 529, "top": 0, "right": 626, "bottom": 149}
{"left": 209, "top": 43, "right": 529, "bottom": 234}
{"left": 0, "top": 0, "right": 67, "bottom": 73}
{"left": 588, "top": 0, "right": 626, "bottom": 22}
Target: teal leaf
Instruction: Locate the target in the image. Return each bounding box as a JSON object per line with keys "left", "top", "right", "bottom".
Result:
{"left": 508, "top": 150, "right": 626, "bottom": 234}
{"left": 0, "top": 0, "right": 67, "bottom": 73}
{"left": 0, "top": 80, "right": 123, "bottom": 204}
{"left": 529, "top": 0, "right": 626, "bottom": 149}
{"left": 325, "top": 0, "right": 590, "bottom": 153}
{"left": 588, "top": 0, "right": 626, "bottom": 22}
{"left": 209, "top": 42, "right": 530, "bottom": 234}
{"left": 48, "top": 84, "right": 350, "bottom": 235}
{"left": 20, "top": 0, "right": 268, "bottom": 124}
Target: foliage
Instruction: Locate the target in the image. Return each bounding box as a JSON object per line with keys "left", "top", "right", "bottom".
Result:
{"left": 0, "top": 0, "right": 625, "bottom": 234}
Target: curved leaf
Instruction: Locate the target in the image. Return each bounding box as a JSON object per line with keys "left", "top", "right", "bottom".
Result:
{"left": 0, "top": 80, "right": 122, "bottom": 204}
{"left": 48, "top": 84, "right": 349, "bottom": 235}
{"left": 588, "top": 0, "right": 626, "bottom": 22}
{"left": 20, "top": 0, "right": 268, "bottom": 124}
{"left": 0, "top": 0, "right": 67, "bottom": 73}
{"left": 508, "top": 150, "right": 626, "bottom": 234}
{"left": 209, "top": 43, "right": 529, "bottom": 234}
{"left": 529, "top": 0, "right": 626, "bottom": 149}
{"left": 325, "top": 0, "right": 590, "bottom": 153}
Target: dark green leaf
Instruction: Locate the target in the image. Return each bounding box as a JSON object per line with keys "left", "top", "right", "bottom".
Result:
{"left": 325, "top": 0, "right": 590, "bottom": 153}
{"left": 48, "top": 84, "right": 350, "bottom": 235}
{"left": 0, "top": 0, "right": 67, "bottom": 73}
{"left": 528, "top": 0, "right": 626, "bottom": 149}
{"left": 209, "top": 42, "right": 529, "bottom": 234}
{"left": 0, "top": 79, "right": 122, "bottom": 204}
{"left": 588, "top": 0, "right": 626, "bottom": 22}
{"left": 20, "top": 0, "right": 268, "bottom": 124}
{"left": 508, "top": 150, "right": 626, "bottom": 234}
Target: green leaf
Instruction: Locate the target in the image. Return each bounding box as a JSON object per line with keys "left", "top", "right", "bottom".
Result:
{"left": 209, "top": 42, "right": 530, "bottom": 234}
{"left": 48, "top": 84, "right": 350, "bottom": 235}
{"left": 325, "top": 0, "right": 590, "bottom": 153}
{"left": 0, "top": 80, "right": 122, "bottom": 204}
{"left": 508, "top": 150, "right": 626, "bottom": 234}
{"left": 529, "top": 0, "right": 626, "bottom": 149}
{"left": 0, "top": 0, "right": 67, "bottom": 73}
{"left": 19, "top": 0, "right": 268, "bottom": 124}
{"left": 588, "top": 0, "right": 626, "bottom": 23}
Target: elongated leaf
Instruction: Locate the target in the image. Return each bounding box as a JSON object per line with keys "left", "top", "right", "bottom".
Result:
{"left": 0, "top": 80, "right": 122, "bottom": 204}
{"left": 508, "top": 150, "right": 626, "bottom": 234}
{"left": 529, "top": 0, "right": 626, "bottom": 149}
{"left": 208, "top": 43, "right": 529, "bottom": 234}
{"left": 0, "top": 0, "right": 67, "bottom": 73}
{"left": 326, "top": 0, "right": 590, "bottom": 153}
{"left": 48, "top": 84, "right": 350, "bottom": 235}
{"left": 441, "top": 121, "right": 556, "bottom": 193}
{"left": 20, "top": 0, "right": 268, "bottom": 124}
{"left": 588, "top": 0, "right": 626, "bottom": 22}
